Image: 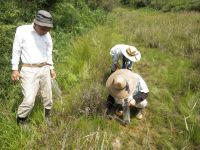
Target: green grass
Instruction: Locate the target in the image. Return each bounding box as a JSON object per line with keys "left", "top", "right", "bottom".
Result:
{"left": 1, "top": 7, "right": 200, "bottom": 149}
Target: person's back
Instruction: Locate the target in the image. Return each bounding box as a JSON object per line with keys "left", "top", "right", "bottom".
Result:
{"left": 109, "top": 44, "right": 141, "bottom": 73}
{"left": 106, "top": 69, "right": 149, "bottom": 123}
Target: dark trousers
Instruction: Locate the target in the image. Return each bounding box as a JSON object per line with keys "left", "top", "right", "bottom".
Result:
{"left": 106, "top": 95, "right": 122, "bottom": 115}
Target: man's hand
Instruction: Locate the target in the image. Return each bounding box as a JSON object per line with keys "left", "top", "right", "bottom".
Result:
{"left": 50, "top": 69, "right": 56, "bottom": 79}
{"left": 11, "top": 70, "right": 20, "bottom": 81}
{"left": 127, "top": 96, "right": 136, "bottom": 106}
{"left": 129, "top": 99, "right": 136, "bottom": 106}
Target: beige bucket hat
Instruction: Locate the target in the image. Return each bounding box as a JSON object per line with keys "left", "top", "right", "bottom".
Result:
{"left": 106, "top": 69, "right": 137, "bottom": 99}
{"left": 121, "top": 46, "right": 141, "bottom": 62}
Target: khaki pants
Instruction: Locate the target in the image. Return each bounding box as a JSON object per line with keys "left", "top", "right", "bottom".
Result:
{"left": 17, "top": 65, "right": 52, "bottom": 118}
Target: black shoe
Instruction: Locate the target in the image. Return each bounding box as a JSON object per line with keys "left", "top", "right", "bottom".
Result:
{"left": 133, "top": 108, "right": 143, "bottom": 120}
{"left": 17, "top": 117, "right": 30, "bottom": 131}
{"left": 45, "top": 109, "right": 52, "bottom": 126}
{"left": 17, "top": 117, "right": 27, "bottom": 125}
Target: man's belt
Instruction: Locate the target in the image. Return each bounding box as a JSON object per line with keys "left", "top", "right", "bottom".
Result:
{"left": 22, "top": 62, "right": 50, "bottom": 67}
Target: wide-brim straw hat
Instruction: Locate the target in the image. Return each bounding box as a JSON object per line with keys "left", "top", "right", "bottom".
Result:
{"left": 106, "top": 69, "right": 137, "bottom": 99}
{"left": 121, "top": 46, "right": 141, "bottom": 62}
{"left": 33, "top": 10, "right": 53, "bottom": 28}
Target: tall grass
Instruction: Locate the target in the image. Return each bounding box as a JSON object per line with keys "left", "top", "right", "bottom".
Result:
{"left": 111, "top": 8, "right": 200, "bottom": 56}
{"left": 121, "top": 0, "right": 200, "bottom": 12}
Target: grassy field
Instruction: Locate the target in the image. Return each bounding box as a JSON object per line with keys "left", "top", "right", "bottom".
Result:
{"left": 1, "top": 7, "right": 200, "bottom": 149}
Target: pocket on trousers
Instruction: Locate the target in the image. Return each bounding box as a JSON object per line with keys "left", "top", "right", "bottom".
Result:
{"left": 19, "top": 67, "right": 24, "bottom": 78}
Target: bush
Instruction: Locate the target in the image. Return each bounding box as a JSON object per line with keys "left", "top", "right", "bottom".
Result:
{"left": 0, "top": 25, "right": 17, "bottom": 102}
{"left": 53, "top": 0, "right": 106, "bottom": 34}
{"left": 0, "top": 1, "right": 21, "bottom": 24}
{"left": 0, "top": 0, "right": 61, "bottom": 24}
{"left": 53, "top": 2, "right": 80, "bottom": 32}
{"left": 120, "top": 0, "right": 149, "bottom": 8}
{"left": 86, "top": 0, "right": 119, "bottom": 11}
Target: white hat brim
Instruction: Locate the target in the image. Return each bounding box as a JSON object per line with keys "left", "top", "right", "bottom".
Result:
{"left": 121, "top": 47, "right": 141, "bottom": 62}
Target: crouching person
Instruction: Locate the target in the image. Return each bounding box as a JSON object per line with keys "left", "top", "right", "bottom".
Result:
{"left": 106, "top": 69, "right": 149, "bottom": 123}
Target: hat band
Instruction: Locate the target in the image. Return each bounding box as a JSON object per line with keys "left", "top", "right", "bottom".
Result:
{"left": 37, "top": 13, "right": 53, "bottom": 21}
{"left": 35, "top": 14, "right": 53, "bottom": 24}
{"left": 35, "top": 18, "right": 53, "bottom": 24}
{"left": 126, "top": 49, "right": 136, "bottom": 56}
{"left": 115, "top": 81, "right": 130, "bottom": 92}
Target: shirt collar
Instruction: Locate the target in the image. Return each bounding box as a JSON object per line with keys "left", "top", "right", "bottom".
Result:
{"left": 31, "top": 23, "right": 36, "bottom": 32}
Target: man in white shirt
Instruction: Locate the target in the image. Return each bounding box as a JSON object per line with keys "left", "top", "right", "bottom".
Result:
{"left": 106, "top": 69, "right": 149, "bottom": 122}
{"left": 11, "top": 10, "right": 56, "bottom": 126}
{"left": 110, "top": 44, "right": 141, "bottom": 73}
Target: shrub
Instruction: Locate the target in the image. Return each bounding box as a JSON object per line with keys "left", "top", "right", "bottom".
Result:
{"left": 53, "top": 0, "right": 106, "bottom": 34}
{"left": 0, "top": 1, "right": 21, "bottom": 24}
{"left": 86, "top": 0, "right": 119, "bottom": 11}
{"left": 0, "top": 25, "right": 17, "bottom": 102}
{"left": 53, "top": 2, "right": 80, "bottom": 32}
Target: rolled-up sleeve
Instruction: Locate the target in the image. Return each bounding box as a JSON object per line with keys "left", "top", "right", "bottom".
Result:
{"left": 11, "top": 27, "right": 22, "bottom": 70}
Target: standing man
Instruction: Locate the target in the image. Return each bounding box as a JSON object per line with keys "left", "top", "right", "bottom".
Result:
{"left": 110, "top": 44, "right": 141, "bottom": 73}
{"left": 106, "top": 69, "right": 149, "bottom": 122}
{"left": 11, "top": 10, "right": 56, "bottom": 126}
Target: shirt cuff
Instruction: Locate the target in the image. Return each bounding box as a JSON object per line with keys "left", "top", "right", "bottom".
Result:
{"left": 49, "top": 65, "right": 54, "bottom": 70}
{"left": 12, "top": 64, "right": 18, "bottom": 70}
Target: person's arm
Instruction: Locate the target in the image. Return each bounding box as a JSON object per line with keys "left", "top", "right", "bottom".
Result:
{"left": 133, "top": 92, "right": 148, "bottom": 103}
{"left": 111, "top": 56, "right": 119, "bottom": 72}
{"left": 133, "top": 75, "right": 149, "bottom": 103}
{"left": 110, "top": 46, "right": 121, "bottom": 72}
{"left": 11, "top": 27, "right": 22, "bottom": 81}
{"left": 46, "top": 33, "right": 56, "bottom": 79}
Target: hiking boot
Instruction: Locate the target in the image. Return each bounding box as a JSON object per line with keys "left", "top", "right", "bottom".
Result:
{"left": 45, "top": 109, "right": 52, "bottom": 126}
{"left": 17, "top": 117, "right": 27, "bottom": 124}
{"left": 116, "top": 110, "right": 123, "bottom": 117}
{"left": 17, "top": 117, "right": 30, "bottom": 131}
{"left": 136, "top": 111, "right": 143, "bottom": 120}
{"left": 135, "top": 108, "right": 143, "bottom": 120}
{"left": 45, "top": 116, "right": 52, "bottom": 126}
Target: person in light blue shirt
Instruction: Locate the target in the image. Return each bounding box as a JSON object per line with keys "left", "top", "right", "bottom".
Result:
{"left": 110, "top": 44, "right": 141, "bottom": 73}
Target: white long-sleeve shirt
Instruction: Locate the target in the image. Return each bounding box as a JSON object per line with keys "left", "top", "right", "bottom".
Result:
{"left": 133, "top": 73, "right": 149, "bottom": 94}
{"left": 11, "top": 24, "right": 54, "bottom": 70}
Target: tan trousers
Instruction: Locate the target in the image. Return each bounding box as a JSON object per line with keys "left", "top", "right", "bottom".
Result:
{"left": 17, "top": 65, "right": 52, "bottom": 118}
